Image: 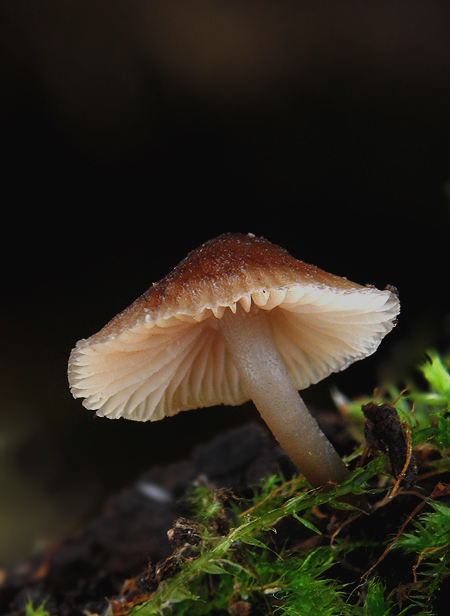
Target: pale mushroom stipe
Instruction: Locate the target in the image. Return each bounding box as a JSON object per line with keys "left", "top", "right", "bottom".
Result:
{"left": 68, "top": 233, "right": 400, "bottom": 488}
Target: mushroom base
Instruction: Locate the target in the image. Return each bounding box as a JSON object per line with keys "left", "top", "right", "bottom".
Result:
{"left": 220, "top": 306, "right": 349, "bottom": 488}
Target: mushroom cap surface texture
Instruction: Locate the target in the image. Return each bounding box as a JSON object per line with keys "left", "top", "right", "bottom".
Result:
{"left": 68, "top": 233, "right": 400, "bottom": 421}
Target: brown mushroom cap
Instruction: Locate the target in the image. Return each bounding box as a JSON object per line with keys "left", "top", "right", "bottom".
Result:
{"left": 68, "top": 233, "right": 399, "bottom": 421}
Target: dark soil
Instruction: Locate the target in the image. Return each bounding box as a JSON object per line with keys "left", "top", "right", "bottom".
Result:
{"left": 0, "top": 423, "right": 298, "bottom": 616}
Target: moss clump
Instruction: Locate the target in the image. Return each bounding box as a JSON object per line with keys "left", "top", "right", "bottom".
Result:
{"left": 30, "top": 353, "right": 450, "bottom": 616}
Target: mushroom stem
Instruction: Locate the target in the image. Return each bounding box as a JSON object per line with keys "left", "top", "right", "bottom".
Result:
{"left": 220, "top": 306, "right": 349, "bottom": 487}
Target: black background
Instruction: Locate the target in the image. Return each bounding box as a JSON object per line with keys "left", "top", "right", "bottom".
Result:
{"left": 1, "top": 1, "right": 449, "bottom": 566}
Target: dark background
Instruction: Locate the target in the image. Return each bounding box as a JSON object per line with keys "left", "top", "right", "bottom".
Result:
{"left": 1, "top": 1, "right": 449, "bottom": 567}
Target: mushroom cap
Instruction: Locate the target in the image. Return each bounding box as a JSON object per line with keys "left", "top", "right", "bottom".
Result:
{"left": 68, "top": 233, "right": 400, "bottom": 421}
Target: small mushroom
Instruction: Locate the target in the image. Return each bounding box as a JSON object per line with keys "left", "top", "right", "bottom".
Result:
{"left": 68, "top": 233, "right": 399, "bottom": 487}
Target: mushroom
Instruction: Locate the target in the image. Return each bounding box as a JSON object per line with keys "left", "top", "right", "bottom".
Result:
{"left": 68, "top": 233, "right": 399, "bottom": 487}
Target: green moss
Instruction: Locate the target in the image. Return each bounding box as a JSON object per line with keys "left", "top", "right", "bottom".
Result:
{"left": 32, "top": 353, "right": 450, "bottom": 616}
{"left": 24, "top": 600, "right": 51, "bottom": 616}
{"left": 119, "top": 352, "right": 450, "bottom": 616}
